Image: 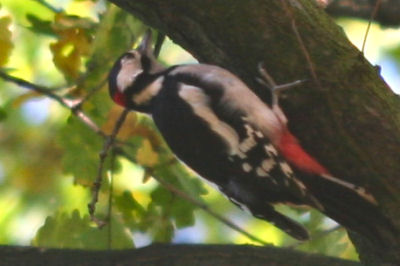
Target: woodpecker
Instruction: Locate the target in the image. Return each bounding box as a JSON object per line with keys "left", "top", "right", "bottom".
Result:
{"left": 108, "top": 30, "right": 390, "bottom": 242}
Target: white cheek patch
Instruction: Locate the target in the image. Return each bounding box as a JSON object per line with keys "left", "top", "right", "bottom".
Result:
{"left": 116, "top": 54, "right": 143, "bottom": 92}
{"left": 117, "top": 68, "right": 143, "bottom": 92}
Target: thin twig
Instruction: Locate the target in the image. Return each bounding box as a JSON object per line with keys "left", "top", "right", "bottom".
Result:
{"left": 107, "top": 151, "right": 116, "bottom": 250}
{"left": 115, "top": 149, "right": 270, "bottom": 246}
{"left": 78, "top": 77, "right": 108, "bottom": 107}
{"left": 155, "top": 176, "right": 271, "bottom": 246}
{"left": 88, "top": 108, "right": 130, "bottom": 226}
{"left": 73, "top": 109, "right": 106, "bottom": 137}
{"left": 0, "top": 70, "right": 67, "bottom": 107}
{"left": 361, "top": 0, "right": 382, "bottom": 54}
{"left": 0, "top": 70, "right": 106, "bottom": 137}
{"left": 280, "top": 0, "right": 321, "bottom": 88}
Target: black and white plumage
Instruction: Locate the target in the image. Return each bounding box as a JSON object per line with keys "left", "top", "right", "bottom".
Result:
{"left": 108, "top": 30, "right": 393, "bottom": 242}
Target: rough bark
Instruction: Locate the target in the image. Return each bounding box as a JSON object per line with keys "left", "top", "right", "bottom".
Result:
{"left": 326, "top": 0, "right": 400, "bottom": 27}
{"left": 106, "top": 0, "right": 400, "bottom": 265}
{"left": 0, "top": 244, "right": 361, "bottom": 266}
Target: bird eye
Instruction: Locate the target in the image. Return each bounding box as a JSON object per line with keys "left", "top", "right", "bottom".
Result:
{"left": 124, "top": 53, "right": 136, "bottom": 59}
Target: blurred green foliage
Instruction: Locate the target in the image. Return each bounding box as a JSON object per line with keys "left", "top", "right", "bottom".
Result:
{"left": 0, "top": 0, "right": 398, "bottom": 260}
{"left": 33, "top": 209, "right": 134, "bottom": 249}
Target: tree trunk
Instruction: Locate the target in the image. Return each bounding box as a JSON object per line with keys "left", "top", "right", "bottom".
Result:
{"left": 0, "top": 244, "right": 361, "bottom": 266}
{"left": 107, "top": 0, "right": 400, "bottom": 264}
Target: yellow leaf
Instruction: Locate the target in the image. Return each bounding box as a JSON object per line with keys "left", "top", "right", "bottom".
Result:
{"left": 0, "top": 16, "right": 13, "bottom": 67}
{"left": 101, "top": 106, "right": 138, "bottom": 140}
{"left": 131, "top": 122, "right": 164, "bottom": 149}
{"left": 11, "top": 91, "right": 43, "bottom": 108}
{"left": 50, "top": 13, "right": 92, "bottom": 79}
{"left": 136, "top": 139, "right": 159, "bottom": 167}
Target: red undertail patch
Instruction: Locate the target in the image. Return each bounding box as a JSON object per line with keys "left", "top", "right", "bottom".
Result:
{"left": 278, "top": 130, "right": 329, "bottom": 175}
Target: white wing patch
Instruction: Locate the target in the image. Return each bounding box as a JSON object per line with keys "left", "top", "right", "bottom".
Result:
{"left": 255, "top": 130, "right": 264, "bottom": 138}
{"left": 279, "top": 161, "right": 294, "bottom": 177}
{"left": 242, "top": 163, "right": 253, "bottom": 173}
{"left": 178, "top": 84, "right": 240, "bottom": 155}
{"left": 264, "top": 144, "right": 278, "bottom": 157}
{"left": 261, "top": 158, "right": 276, "bottom": 173}
{"left": 256, "top": 167, "right": 269, "bottom": 177}
{"left": 239, "top": 124, "right": 257, "bottom": 153}
{"left": 171, "top": 64, "right": 285, "bottom": 145}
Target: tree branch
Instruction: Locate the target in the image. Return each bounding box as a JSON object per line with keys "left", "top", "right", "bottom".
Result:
{"left": 325, "top": 0, "right": 400, "bottom": 27}
{"left": 0, "top": 70, "right": 106, "bottom": 137}
{"left": 0, "top": 244, "right": 361, "bottom": 266}
{"left": 88, "top": 108, "right": 130, "bottom": 226}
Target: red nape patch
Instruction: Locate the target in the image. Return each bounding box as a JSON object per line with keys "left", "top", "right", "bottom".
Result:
{"left": 113, "top": 91, "right": 126, "bottom": 107}
{"left": 278, "top": 130, "right": 329, "bottom": 175}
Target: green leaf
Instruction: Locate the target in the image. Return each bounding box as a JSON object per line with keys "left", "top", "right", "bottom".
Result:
{"left": 170, "top": 197, "right": 195, "bottom": 228}
{"left": 126, "top": 161, "right": 209, "bottom": 241}
{"left": 33, "top": 209, "right": 134, "bottom": 250}
{"left": 136, "top": 139, "right": 159, "bottom": 167}
{"left": 0, "top": 106, "right": 7, "bottom": 121}
{"left": 156, "top": 163, "right": 208, "bottom": 202}
{"left": 57, "top": 116, "right": 104, "bottom": 186}
{"left": 142, "top": 169, "right": 203, "bottom": 240}
{"left": 153, "top": 218, "right": 174, "bottom": 242}
{"left": 151, "top": 185, "right": 173, "bottom": 203}
{"left": 387, "top": 45, "right": 400, "bottom": 70}
{"left": 149, "top": 173, "right": 196, "bottom": 229}
{"left": 26, "top": 14, "right": 54, "bottom": 36}
{"left": 114, "top": 190, "right": 146, "bottom": 225}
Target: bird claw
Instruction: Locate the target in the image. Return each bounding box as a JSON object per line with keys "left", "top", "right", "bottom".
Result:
{"left": 256, "top": 62, "right": 307, "bottom": 106}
